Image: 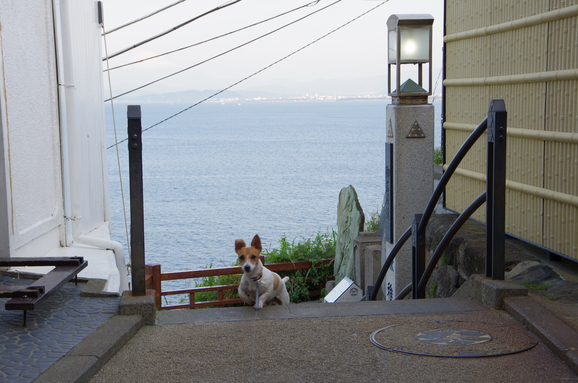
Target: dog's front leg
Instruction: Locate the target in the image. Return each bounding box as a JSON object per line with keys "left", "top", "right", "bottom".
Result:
{"left": 257, "top": 291, "right": 274, "bottom": 309}
{"left": 239, "top": 290, "right": 255, "bottom": 306}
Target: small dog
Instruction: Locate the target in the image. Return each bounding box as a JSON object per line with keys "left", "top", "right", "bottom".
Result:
{"left": 236, "top": 234, "right": 290, "bottom": 309}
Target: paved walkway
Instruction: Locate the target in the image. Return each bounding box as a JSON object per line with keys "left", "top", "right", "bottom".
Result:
{"left": 0, "top": 276, "right": 578, "bottom": 383}
{"left": 0, "top": 274, "right": 119, "bottom": 383}
{"left": 86, "top": 298, "right": 578, "bottom": 383}
{"left": 1, "top": 272, "right": 577, "bottom": 383}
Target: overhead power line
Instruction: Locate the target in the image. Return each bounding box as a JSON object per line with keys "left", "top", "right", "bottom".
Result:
{"left": 105, "top": 0, "right": 342, "bottom": 102}
{"left": 102, "top": 0, "right": 187, "bottom": 36}
{"left": 104, "top": 0, "right": 243, "bottom": 60}
{"left": 107, "top": 0, "right": 390, "bottom": 150}
{"left": 104, "top": 1, "right": 323, "bottom": 72}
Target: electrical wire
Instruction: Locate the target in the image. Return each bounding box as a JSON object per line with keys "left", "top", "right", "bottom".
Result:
{"left": 102, "top": 22, "right": 132, "bottom": 257}
{"left": 104, "top": 0, "right": 324, "bottom": 72}
{"left": 105, "top": 0, "right": 342, "bottom": 102}
{"left": 102, "top": 0, "right": 187, "bottom": 36}
{"left": 105, "top": 0, "right": 243, "bottom": 60}
{"left": 106, "top": 0, "right": 390, "bottom": 150}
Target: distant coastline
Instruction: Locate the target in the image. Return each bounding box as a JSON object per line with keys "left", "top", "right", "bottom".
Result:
{"left": 119, "top": 92, "right": 442, "bottom": 104}
{"left": 211, "top": 95, "right": 391, "bottom": 103}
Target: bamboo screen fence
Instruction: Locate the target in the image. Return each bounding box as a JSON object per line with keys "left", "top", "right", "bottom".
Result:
{"left": 443, "top": 0, "right": 578, "bottom": 259}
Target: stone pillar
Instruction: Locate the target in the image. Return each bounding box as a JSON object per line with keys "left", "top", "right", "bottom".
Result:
{"left": 380, "top": 82, "right": 434, "bottom": 300}
{"left": 353, "top": 232, "right": 381, "bottom": 292}
{"left": 364, "top": 244, "right": 383, "bottom": 299}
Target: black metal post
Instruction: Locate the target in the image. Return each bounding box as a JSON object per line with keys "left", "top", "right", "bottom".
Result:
{"left": 412, "top": 214, "right": 426, "bottom": 299}
{"left": 486, "top": 99, "right": 507, "bottom": 280}
{"left": 383, "top": 143, "right": 394, "bottom": 243}
{"left": 128, "top": 105, "right": 146, "bottom": 296}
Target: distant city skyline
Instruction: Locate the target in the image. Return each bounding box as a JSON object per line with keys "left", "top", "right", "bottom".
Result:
{"left": 100, "top": 0, "right": 444, "bottom": 99}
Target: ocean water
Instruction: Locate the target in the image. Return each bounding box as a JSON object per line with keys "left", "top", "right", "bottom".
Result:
{"left": 106, "top": 100, "right": 441, "bottom": 277}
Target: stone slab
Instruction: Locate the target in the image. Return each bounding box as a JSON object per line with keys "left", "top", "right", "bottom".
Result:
{"left": 335, "top": 185, "right": 364, "bottom": 283}
{"left": 32, "top": 356, "right": 99, "bottom": 383}
{"left": 33, "top": 315, "right": 143, "bottom": 383}
{"left": 475, "top": 275, "right": 528, "bottom": 309}
{"left": 505, "top": 296, "right": 578, "bottom": 375}
{"left": 68, "top": 315, "right": 143, "bottom": 358}
{"left": 156, "top": 297, "right": 490, "bottom": 326}
{"left": 119, "top": 289, "right": 156, "bottom": 325}
{"left": 81, "top": 279, "right": 119, "bottom": 298}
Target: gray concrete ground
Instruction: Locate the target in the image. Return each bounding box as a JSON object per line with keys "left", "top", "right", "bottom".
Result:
{"left": 0, "top": 274, "right": 576, "bottom": 383}
{"left": 85, "top": 298, "right": 578, "bottom": 383}
{"left": 3, "top": 232, "right": 578, "bottom": 383}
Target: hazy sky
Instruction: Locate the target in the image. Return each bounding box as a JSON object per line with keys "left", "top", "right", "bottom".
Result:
{"left": 100, "top": 0, "right": 444, "bottom": 97}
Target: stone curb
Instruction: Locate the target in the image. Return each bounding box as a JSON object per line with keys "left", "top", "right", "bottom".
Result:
{"left": 32, "top": 315, "right": 143, "bottom": 383}
{"left": 504, "top": 296, "right": 578, "bottom": 375}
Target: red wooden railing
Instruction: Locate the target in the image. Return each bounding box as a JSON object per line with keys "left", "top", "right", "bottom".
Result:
{"left": 145, "top": 258, "right": 333, "bottom": 310}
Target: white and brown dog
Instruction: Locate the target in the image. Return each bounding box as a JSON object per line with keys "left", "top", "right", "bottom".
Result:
{"left": 236, "top": 234, "right": 290, "bottom": 309}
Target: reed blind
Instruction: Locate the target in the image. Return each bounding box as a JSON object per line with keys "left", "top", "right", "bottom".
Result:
{"left": 443, "top": 0, "right": 578, "bottom": 259}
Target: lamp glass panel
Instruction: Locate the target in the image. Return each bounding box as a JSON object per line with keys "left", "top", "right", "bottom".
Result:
{"left": 388, "top": 30, "right": 397, "bottom": 63}
{"left": 399, "top": 27, "right": 430, "bottom": 61}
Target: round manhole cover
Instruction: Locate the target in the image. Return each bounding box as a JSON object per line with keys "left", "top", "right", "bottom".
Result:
{"left": 414, "top": 328, "right": 492, "bottom": 345}
{"left": 370, "top": 320, "right": 538, "bottom": 358}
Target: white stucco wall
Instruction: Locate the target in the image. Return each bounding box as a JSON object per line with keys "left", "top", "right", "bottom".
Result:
{"left": 0, "top": 1, "right": 127, "bottom": 292}
{"left": 0, "top": 1, "right": 64, "bottom": 255}
{"left": 0, "top": 0, "right": 112, "bottom": 251}
{"left": 61, "top": 0, "right": 111, "bottom": 235}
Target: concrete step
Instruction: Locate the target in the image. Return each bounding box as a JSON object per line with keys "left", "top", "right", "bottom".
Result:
{"left": 156, "top": 296, "right": 488, "bottom": 325}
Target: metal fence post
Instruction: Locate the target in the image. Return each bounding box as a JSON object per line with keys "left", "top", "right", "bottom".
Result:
{"left": 128, "top": 105, "right": 146, "bottom": 295}
{"left": 412, "top": 213, "right": 426, "bottom": 299}
{"left": 486, "top": 99, "right": 507, "bottom": 280}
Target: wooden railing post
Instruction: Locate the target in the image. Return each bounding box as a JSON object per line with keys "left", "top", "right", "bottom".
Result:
{"left": 146, "top": 263, "right": 162, "bottom": 309}
{"left": 145, "top": 264, "right": 153, "bottom": 290}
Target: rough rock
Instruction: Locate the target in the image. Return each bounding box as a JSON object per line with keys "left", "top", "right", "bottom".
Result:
{"left": 334, "top": 185, "right": 364, "bottom": 284}
{"left": 426, "top": 265, "right": 460, "bottom": 298}
{"left": 506, "top": 261, "right": 562, "bottom": 283}
{"left": 424, "top": 214, "right": 555, "bottom": 298}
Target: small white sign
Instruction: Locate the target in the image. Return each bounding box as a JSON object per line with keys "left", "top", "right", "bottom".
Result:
{"left": 323, "top": 277, "right": 362, "bottom": 303}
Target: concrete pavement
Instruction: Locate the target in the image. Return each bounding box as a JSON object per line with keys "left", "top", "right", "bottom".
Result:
{"left": 80, "top": 297, "right": 578, "bottom": 383}
{"left": 1, "top": 274, "right": 576, "bottom": 382}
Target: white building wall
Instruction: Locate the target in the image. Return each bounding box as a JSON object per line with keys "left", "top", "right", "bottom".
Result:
{"left": 58, "top": 0, "right": 110, "bottom": 236}
{"left": 0, "top": 1, "right": 64, "bottom": 256}
{"left": 0, "top": 1, "right": 126, "bottom": 292}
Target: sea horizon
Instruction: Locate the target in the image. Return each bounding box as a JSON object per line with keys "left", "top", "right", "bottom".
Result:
{"left": 105, "top": 100, "right": 441, "bottom": 281}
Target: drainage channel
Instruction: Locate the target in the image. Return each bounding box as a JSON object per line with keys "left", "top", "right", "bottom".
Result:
{"left": 370, "top": 320, "right": 538, "bottom": 358}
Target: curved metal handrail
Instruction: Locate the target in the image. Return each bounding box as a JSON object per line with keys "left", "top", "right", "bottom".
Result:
{"left": 395, "top": 282, "right": 412, "bottom": 300}
{"left": 368, "top": 226, "right": 411, "bottom": 300}
{"left": 416, "top": 192, "right": 486, "bottom": 293}
{"left": 369, "top": 117, "right": 489, "bottom": 301}
{"left": 418, "top": 118, "right": 487, "bottom": 233}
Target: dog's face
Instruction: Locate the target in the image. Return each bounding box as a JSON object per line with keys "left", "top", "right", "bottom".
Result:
{"left": 235, "top": 235, "right": 262, "bottom": 273}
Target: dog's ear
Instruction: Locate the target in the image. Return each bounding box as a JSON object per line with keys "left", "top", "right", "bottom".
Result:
{"left": 235, "top": 239, "right": 246, "bottom": 254}
{"left": 251, "top": 235, "right": 262, "bottom": 252}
